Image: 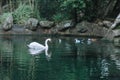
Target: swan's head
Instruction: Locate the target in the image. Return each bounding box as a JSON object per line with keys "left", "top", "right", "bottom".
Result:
{"left": 47, "top": 38, "right": 51, "bottom": 42}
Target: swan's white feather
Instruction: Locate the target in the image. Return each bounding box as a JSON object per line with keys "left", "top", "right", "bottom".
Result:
{"left": 28, "top": 42, "right": 45, "bottom": 49}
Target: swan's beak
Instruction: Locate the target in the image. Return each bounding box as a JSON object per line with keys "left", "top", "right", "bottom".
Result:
{"left": 50, "top": 39, "right": 52, "bottom": 42}
{"left": 50, "top": 39, "right": 51, "bottom": 41}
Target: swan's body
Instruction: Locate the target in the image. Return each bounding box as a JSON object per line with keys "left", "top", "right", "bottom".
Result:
{"left": 28, "top": 38, "right": 51, "bottom": 50}
{"left": 28, "top": 47, "right": 52, "bottom": 61}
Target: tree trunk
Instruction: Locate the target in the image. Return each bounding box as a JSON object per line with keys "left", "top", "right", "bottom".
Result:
{"left": 111, "top": 0, "right": 120, "bottom": 18}
{"left": 73, "top": 8, "right": 78, "bottom": 23}
{"left": 0, "top": 1, "right": 2, "bottom": 14}
{"left": 71, "top": 7, "right": 78, "bottom": 27}
{"left": 103, "top": 0, "right": 117, "bottom": 18}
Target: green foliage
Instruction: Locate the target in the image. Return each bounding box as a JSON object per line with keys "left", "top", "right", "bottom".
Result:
{"left": 33, "top": 2, "right": 41, "bottom": 20}
{"left": 1, "top": 0, "right": 118, "bottom": 23}
{"left": 13, "top": 3, "right": 33, "bottom": 24}
{"left": 38, "top": 0, "right": 62, "bottom": 20}
{"left": 61, "top": 0, "right": 86, "bottom": 9}
{"left": 0, "top": 0, "right": 86, "bottom": 23}
{"left": 60, "top": 0, "right": 86, "bottom": 22}
{"left": 0, "top": 13, "right": 12, "bottom": 24}
{"left": 84, "top": 0, "right": 96, "bottom": 21}
{"left": 52, "top": 13, "right": 70, "bottom": 23}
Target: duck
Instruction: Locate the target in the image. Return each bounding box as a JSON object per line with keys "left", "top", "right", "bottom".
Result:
{"left": 75, "top": 38, "right": 81, "bottom": 43}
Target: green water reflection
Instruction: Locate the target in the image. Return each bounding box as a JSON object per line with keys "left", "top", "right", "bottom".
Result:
{"left": 0, "top": 35, "right": 120, "bottom": 80}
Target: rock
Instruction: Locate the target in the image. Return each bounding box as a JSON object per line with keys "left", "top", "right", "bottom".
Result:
{"left": 97, "top": 21, "right": 104, "bottom": 26}
{"left": 2, "top": 14, "right": 13, "bottom": 31}
{"left": 113, "top": 29, "right": 120, "bottom": 36}
{"left": 26, "top": 18, "right": 39, "bottom": 31}
{"left": 75, "top": 21, "right": 90, "bottom": 33}
{"left": 55, "top": 20, "right": 73, "bottom": 31}
{"left": 75, "top": 21, "right": 108, "bottom": 37}
{"left": 78, "top": 28, "right": 88, "bottom": 33}
{"left": 103, "top": 20, "right": 112, "bottom": 28}
{"left": 40, "top": 21, "right": 54, "bottom": 28}
{"left": 12, "top": 24, "right": 26, "bottom": 33}
{"left": 103, "top": 29, "right": 115, "bottom": 41}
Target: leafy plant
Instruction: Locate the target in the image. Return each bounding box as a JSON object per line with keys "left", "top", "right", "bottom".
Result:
{"left": 61, "top": 0, "right": 86, "bottom": 9}
{"left": 0, "top": 13, "right": 12, "bottom": 24}
{"left": 13, "top": 3, "right": 33, "bottom": 24}
{"left": 60, "top": 0, "right": 86, "bottom": 22}
{"left": 52, "top": 13, "right": 70, "bottom": 23}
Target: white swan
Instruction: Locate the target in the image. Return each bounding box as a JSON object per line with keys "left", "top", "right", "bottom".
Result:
{"left": 28, "top": 38, "right": 51, "bottom": 50}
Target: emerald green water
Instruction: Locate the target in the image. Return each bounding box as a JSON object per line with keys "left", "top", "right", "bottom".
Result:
{"left": 0, "top": 35, "right": 120, "bottom": 80}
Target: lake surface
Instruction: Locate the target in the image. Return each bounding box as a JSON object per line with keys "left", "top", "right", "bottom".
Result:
{"left": 0, "top": 35, "right": 120, "bottom": 80}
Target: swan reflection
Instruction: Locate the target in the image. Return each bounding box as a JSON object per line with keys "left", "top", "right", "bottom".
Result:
{"left": 28, "top": 48, "right": 44, "bottom": 55}
{"left": 28, "top": 48, "right": 52, "bottom": 61}
{"left": 45, "top": 48, "right": 52, "bottom": 61}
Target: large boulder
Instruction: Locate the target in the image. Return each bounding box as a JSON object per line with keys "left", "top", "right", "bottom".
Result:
{"left": 113, "top": 29, "right": 120, "bottom": 36}
{"left": 76, "top": 21, "right": 89, "bottom": 33}
{"left": 97, "top": 20, "right": 112, "bottom": 28}
{"left": 2, "top": 14, "right": 13, "bottom": 31}
{"left": 39, "top": 21, "right": 54, "bottom": 28}
{"left": 75, "top": 21, "right": 108, "bottom": 36}
{"left": 102, "top": 20, "right": 112, "bottom": 28}
{"left": 26, "top": 18, "right": 39, "bottom": 31}
{"left": 55, "top": 20, "right": 73, "bottom": 31}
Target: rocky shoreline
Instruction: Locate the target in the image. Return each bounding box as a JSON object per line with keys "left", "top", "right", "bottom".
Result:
{"left": 0, "top": 21, "right": 107, "bottom": 36}
{"left": 0, "top": 15, "right": 109, "bottom": 36}
{"left": 1, "top": 14, "right": 120, "bottom": 42}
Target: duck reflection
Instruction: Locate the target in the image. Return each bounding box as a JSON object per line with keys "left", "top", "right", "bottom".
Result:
{"left": 100, "top": 59, "right": 109, "bottom": 78}
{"left": 58, "top": 39, "right": 62, "bottom": 44}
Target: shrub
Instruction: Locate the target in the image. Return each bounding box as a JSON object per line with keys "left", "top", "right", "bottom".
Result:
{"left": 52, "top": 13, "right": 70, "bottom": 23}
{"left": 13, "top": 3, "right": 33, "bottom": 24}
{"left": 0, "top": 13, "right": 12, "bottom": 24}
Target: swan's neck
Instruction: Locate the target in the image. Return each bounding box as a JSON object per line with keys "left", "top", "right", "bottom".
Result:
{"left": 45, "top": 48, "right": 48, "bottom": 55}
{"left": 45, "top": 40, "right": 49, "bottom": 48}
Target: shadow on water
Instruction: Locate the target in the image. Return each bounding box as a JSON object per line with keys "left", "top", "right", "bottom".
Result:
{"left": 0, "top": 35, "right": 120, "bottom": 80}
